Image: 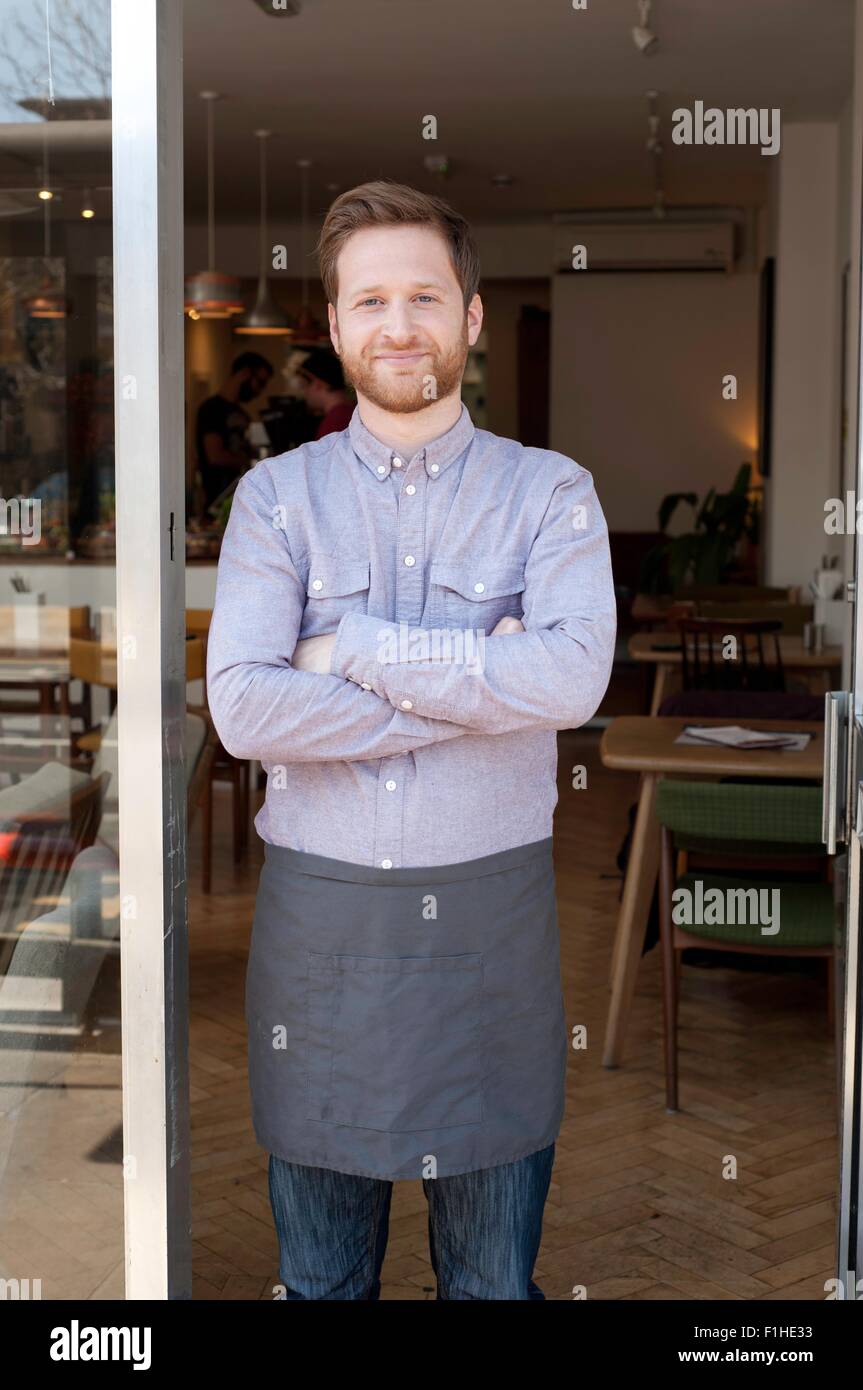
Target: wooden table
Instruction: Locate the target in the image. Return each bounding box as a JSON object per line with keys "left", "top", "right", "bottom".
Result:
{"left": 630, "top": 594, "right": 696, "bottom": 628}
{"left": 0, "top": 656, "right": 74, "bottom": 714}
{"left": 629, "top": 632, "right": 842, "bottom": 715}
{"left": 630, "top": 591, "right": 802, "bottom": 627}
{"left": 599, "top": 715, "right": 825, "bottom": 1068}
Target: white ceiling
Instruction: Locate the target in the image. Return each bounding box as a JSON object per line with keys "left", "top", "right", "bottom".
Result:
{"left": 182, "top": 0, "right": 855, "bottom": 222}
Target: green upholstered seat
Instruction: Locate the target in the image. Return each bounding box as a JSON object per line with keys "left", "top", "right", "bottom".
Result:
{"left": 655, "top": 779, "right": 823, "bottom": 850}
{"left": 657, "top": 780, "right": 833, "bottom": 949}
{"left": 672, "top": 872, "right": 834, "bottom": 948}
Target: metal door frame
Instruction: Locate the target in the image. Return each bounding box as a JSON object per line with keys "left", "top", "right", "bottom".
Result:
{"left": 827, "top": 0, "right": 863, "bottom": 1292}
{"left": 111, "top": 0, "right": 189, "bottom": 1299}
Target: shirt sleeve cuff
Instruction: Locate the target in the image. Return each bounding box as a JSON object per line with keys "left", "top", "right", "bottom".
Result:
{"left": 330, "top": 612, "right": 398, "bottom": 696}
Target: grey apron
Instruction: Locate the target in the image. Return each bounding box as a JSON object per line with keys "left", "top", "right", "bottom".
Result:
{"left": 245, "top": 836, "right": 567, "bottom": 1181}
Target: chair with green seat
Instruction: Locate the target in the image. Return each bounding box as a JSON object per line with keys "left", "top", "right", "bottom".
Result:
{"left": 656, "top": 779, "right": 835, "bottom": 1113}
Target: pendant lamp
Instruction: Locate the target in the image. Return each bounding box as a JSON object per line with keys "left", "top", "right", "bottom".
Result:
{"left": 27, "top": 116, "right": 66, "bottom": 320}
{"left": 234, "top": 130, "right": 293, "bottom": 337}
{"left": 185, "top": 92, "right": 244, "bottom": 319}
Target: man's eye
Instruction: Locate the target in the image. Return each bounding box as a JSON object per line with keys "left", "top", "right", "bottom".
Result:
{"left": 416, "top": 295, "right": 435, "bottom": 303}
{"left": 358, "top": 297, "right": 382, "bottom": 307}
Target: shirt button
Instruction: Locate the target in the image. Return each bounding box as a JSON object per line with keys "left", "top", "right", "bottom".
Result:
{"left": 360, "top": 682, "right": 372, "bottom": 690}
{"left": 400, "top": 699, "right": 413, "bottom": 710}
{"left": 385, "top": 780, "right": 397, "bottom": 791}
{"left": 404, "top": 554, "right": 415, "bottom": 566}
{"left": 430, "top": 463, "right": 439, "bottom": 473}
{"left": 311, "top": 578, "right": 323, "bottom": 591}
{"left": 376, "top": 464, "right": 386, "bottom": 475}
{"left": 381, "top": 858, "right": 393, "bottom": 869}
{"left": 474, "top": 581, "right": 485, "bottom": 593}
{"left": 405, "top": 484, "right": 416, "bottom": 495}
{"left": 392, "top": 457, "right": 403, "bottom": 468}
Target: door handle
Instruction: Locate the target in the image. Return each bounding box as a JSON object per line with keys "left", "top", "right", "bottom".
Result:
{"left": 823, "top": 690, "right": 849, "bottom": 853}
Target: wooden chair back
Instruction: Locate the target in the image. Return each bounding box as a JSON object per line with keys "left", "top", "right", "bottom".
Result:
{"left": 69, "top": 635, "right": 205, "bottom": 687}
{"left": 697, "top": 600, "right": 813, "bottom": 636}
{"left": 185, "top": 609, "right": 212, "bottom": 638}
{"left": 676, "top": 616, "right": 785, "bottom": 692}
{"left": 185, "top": 636, "right": 206, "bottom": 683}
{"left": 69, "top": 638, "right": 118, "bottom": 689}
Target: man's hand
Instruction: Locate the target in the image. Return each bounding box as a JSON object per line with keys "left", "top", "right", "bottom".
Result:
{"left": 292, "top": 617, "right": 523, "bottom": 674}
{"left": 291, "top": 632, "right": 338, "bottom": 673}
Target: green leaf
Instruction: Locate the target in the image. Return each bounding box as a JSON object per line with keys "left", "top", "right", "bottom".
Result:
{"left": 658, "top": 492, "right": 697, "bottom": 532}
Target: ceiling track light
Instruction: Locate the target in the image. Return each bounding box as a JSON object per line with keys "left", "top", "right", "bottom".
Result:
{"left": 644, "top": 90, "right": 666, "bottom": 218}
{"left": 632, "top": 0, "right": 658, "bottom": 55}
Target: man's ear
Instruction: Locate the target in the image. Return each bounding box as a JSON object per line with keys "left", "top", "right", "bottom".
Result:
{"left": 467, "top": 293, "right": 483, "bottom": 347}
{"left": 328, "top": 303, "right": 339, "bottom": 353}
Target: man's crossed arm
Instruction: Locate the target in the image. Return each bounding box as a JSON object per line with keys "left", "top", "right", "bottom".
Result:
{"left": 206, "top": 473, "right": 480, "bottom": 764}
{"left": 206, "top": 464, "right": 616, "bottom": 764}
{"left": 291, "top": 613, "right": 526, "bottom": 674}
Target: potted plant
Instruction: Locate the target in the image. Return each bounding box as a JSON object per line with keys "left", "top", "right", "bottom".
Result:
{"left": 637, "top": 463, "right": 760, "bottom": 595}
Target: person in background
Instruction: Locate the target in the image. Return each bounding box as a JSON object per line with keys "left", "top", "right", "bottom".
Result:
{"left": 297, "top": 348, "right": 355, "bottom": 438}
{"left": 195, "top": 351, "right": 274, "bottom": 511}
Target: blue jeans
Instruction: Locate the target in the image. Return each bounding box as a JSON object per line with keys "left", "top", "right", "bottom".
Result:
{"left": 268, "top": 1144, "right": 555, "bottom": 1300}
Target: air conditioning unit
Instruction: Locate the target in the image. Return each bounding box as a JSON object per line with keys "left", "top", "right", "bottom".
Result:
{"left": 553, "top": 218, "right": 736, "bottom": 273}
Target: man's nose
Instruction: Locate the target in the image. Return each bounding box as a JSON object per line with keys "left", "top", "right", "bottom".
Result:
{"left": 380, "top": 300, "right": 418, "bottom": 342}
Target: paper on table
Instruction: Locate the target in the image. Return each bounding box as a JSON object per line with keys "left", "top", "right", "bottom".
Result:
{"left": 675, "top": 724, "right": 813, "bottom": 751}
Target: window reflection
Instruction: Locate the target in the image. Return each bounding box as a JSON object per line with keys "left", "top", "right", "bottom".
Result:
{"left": 0, "top": 0, "right": 123, "bottom": 1302}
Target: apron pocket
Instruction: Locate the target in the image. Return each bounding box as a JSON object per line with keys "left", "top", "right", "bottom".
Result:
{"left": 305, "top": 951, "right": 484, "bottom": 1132}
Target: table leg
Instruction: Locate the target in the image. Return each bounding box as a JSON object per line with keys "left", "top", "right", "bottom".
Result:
{"left": 609, "top": 772, "right": 643, "bottom": 988}
{"left": 603, "top": 771, "right": 660, "bottom": 1068}
{"left": 649, "top": 662, "right": 682, "bottom": 716}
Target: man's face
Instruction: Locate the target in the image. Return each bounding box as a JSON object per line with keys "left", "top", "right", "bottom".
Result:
{"left": 328, "top": 224, "right": 482, "bottom": 414}
{"left": 301, "top": 374, "right": 329, "bottom": 415}
{"left": 238, "top": 366, "right": 272, "bottom": 403}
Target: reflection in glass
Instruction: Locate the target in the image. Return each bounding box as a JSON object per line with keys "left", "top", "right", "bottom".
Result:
{"left": 0, "top": 0, "right": 122, "bottom": 1300}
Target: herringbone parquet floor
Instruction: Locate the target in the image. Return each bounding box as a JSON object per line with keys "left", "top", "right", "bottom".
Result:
{"left": 187, "top": 728, "right": 839, "bottom": 1300}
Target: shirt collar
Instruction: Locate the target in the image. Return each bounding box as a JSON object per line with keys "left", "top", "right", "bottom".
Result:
{"left": 348, "top": 401, "right": 475, "bottom": 481}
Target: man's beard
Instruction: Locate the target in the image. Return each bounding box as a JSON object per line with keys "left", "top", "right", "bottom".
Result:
{"left": 337, "top": 320, "right": 468, "bottom": 414}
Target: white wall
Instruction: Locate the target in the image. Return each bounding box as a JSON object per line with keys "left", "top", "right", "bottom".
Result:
{"left": 765, "top": 123, "right": 842, "bottom": 590}
{"left": 549, "top": 272, "right": 759, "bottom": 532}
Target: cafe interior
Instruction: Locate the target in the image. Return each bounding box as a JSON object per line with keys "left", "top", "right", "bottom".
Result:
{"left": 0, "top": 0, "right": 859, "bottom": 1299}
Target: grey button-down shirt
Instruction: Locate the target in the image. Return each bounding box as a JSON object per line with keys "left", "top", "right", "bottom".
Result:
{"left": 206, "top": 402, "right": 617, "bottom": 868}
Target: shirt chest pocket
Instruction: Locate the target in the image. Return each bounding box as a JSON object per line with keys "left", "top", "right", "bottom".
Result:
{"left": 431, "top": 558, "right": 526, "bottom": 633}
{"left": 301, "top": 553, "right": 371, "bottom": 637}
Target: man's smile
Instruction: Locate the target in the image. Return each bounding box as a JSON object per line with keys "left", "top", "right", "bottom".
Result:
{"left": 374, "top": 351, "right": 429, "bottom": 363}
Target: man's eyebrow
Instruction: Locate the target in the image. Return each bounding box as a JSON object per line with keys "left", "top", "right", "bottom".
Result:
{"left": 349, "top": 281, "right": 448, "bottom": 296}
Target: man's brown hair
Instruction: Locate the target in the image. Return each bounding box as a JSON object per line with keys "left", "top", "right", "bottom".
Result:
{"left": 316, "top": 179, "right": 481, "bottom": 310}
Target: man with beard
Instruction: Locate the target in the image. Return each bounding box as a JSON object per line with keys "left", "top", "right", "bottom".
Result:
{"left": 195, "top": 351, "right": 273, "bottom": 511}
{"left": 206, "top": 181, "right": 617, "bottom": 1300}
